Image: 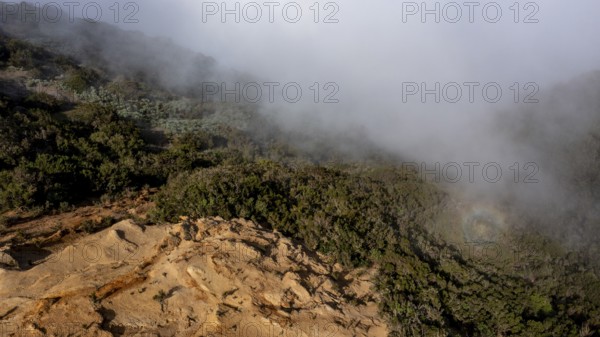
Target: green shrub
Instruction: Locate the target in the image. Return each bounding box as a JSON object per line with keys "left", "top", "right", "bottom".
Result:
{"left": 64, "top": 67, "right": 100, "bottom": 93}
{"left": 5, "top": 39, "right": 47, "bottom": 70}
{"left": 8, "top": 44, "right": 34, "bottom": 68}
{"left": 80, "top": 216, "right": 116, "bottom": 234}
{"left": 153, "top": 161, "right": 440, "bottom": 267}
{"left": 0, "top": 99, "right": 152, "bottom": 209}
{"left": 80, "top": 219, "right": 97, "bottom": 233}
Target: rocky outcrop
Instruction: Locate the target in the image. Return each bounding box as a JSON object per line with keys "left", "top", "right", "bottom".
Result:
{"left": 0, "top": 218, "right": 387, "bottom": 336}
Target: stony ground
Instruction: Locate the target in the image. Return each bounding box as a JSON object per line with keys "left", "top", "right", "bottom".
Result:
{"left": 0, "top": 205, "right": 387, "bottom": 337}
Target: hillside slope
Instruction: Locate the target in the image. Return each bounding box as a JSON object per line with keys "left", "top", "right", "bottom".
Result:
{"left": 1, "top": 7, "right": 600, "bottom": 337}
{"left": 0, "top": 217, "right": 387, "bottom": 336}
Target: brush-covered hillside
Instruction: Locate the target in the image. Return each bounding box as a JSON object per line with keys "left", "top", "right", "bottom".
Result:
{"left": 1, "top": 4, "right": 600, "bottom": 336}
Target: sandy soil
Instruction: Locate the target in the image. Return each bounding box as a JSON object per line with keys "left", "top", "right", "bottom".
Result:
{"left": 0, "top": 214, "right": 387, "bottom": 337}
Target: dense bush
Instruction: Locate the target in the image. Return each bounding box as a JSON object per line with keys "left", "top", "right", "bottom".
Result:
{"left": 63, "top": 67, "right": 100, "bottom": 93}
{"left": 0, "top": 37, "right": 51, "bottom": 72}
{"left": 153, "top": 162, "right": 440, "bottom": 266}
{"left": 0, "top": 87, "right": 260, "bottom": 211}
{"left": 0, "top": 40, "right": 10, "bottom": 64}
{"left": 6, "top": 39, "right": 35, "bottom": 68}
{"left": 0, "top": 98, "right": 150, "bottom": 210}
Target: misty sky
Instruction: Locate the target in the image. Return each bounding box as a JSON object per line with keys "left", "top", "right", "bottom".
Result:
{"left": 103, "top": 0, "right": 598, "bottom": 174}
{"left": 25, "top": 0, "right": 600, "bottom": 185}
{"left": 104, "top": 0, "right": 600, "bottom": 135}
{"left": 124, "top": 0, "right": 600, "bottom": 82}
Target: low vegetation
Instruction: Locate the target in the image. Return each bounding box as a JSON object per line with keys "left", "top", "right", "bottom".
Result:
{"left": 152, "top": 160, "right": 600, "bottom": 336}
